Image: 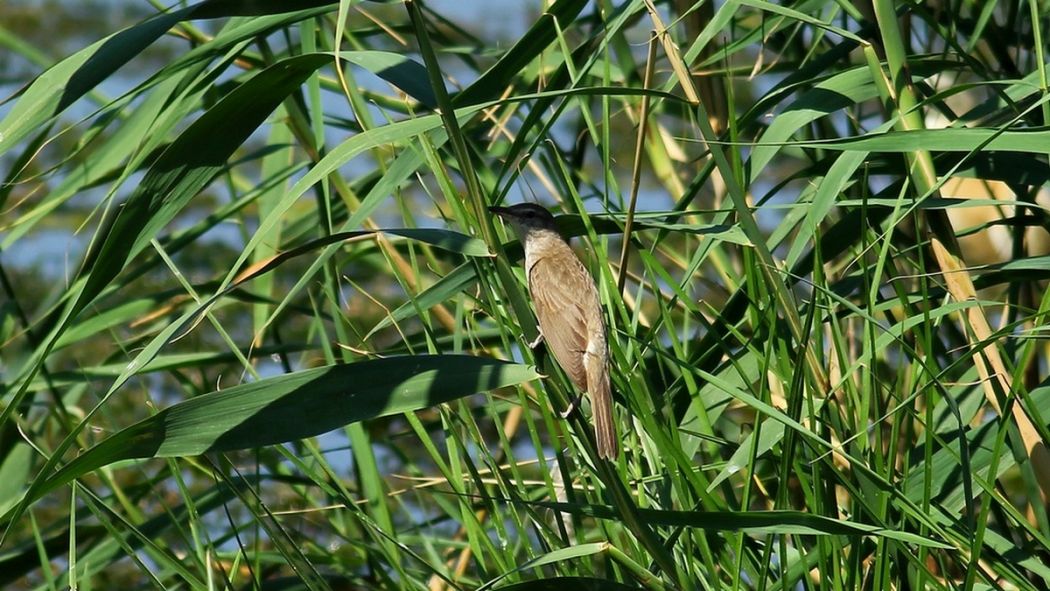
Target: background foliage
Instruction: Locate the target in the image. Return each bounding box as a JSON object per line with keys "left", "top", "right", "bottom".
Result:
{"left": 2, "top": 0, "right": 1050, "bottom": 589}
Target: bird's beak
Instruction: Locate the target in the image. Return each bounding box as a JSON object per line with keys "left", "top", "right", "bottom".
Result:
{"left": 488, "top": 205, "right": 513, "bottom": 217}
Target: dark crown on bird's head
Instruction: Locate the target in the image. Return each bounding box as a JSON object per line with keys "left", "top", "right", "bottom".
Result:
{"left": 487, "top": 202, "right": 557, "bottom": 227}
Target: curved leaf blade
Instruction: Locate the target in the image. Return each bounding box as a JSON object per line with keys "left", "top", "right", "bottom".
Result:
{"left": 337, "top": 50, "right": 436, "bottom": 108}
{"left": 22, "top": 355, "right": 537, "bottom": 507}
{"left": 0, "top": 0, "right": 339, "bottom": 154}
{"left": 73, "top": 53, "right": 331, "bottom": 317}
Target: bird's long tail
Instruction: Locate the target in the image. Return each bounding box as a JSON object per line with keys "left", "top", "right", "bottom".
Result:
{"left": 592, "top": 381, "right": 618, "bottom": 460}
{"left": 586, "top": 348, "right": 619, "bottom": 460}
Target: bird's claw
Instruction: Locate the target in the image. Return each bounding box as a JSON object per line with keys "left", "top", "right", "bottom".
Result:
{"left": 560, "top": 394, "right": 583, "bottom": 418}
{"left": 527, "top": 333, "right": 545, "bottom": 349}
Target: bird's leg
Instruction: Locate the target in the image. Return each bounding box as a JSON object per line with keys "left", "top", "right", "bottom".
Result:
{"left": 527, "top": 332, "right": 545, "bottom": 350}
{"left": 559, "top": 393, "right": 583, "bottom": 418}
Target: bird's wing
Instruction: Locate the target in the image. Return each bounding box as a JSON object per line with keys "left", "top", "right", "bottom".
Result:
{"left": 527, "top": 254, "right": 596, "bottom": 390}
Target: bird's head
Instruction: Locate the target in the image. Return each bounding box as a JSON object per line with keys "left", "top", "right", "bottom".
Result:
{"left": 488, "top": 203, "right": 559, "bottom": 239}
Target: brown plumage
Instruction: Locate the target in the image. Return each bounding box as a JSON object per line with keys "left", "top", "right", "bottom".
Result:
{"left": 489, "top": 203, "right": 618, "bottom": 460}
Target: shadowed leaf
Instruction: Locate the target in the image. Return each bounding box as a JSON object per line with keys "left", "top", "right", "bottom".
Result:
{"left": 15, "top": 355, "right": 538, "bottom": 510}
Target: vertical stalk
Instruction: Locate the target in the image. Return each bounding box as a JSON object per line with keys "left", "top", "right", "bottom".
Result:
{"left": 617, "top": 32, "right": 658, "bottom": 294}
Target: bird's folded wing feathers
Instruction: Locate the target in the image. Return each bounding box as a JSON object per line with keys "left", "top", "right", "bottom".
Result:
{"left": 528, "top": 255, "right": 594, "bottom": 389}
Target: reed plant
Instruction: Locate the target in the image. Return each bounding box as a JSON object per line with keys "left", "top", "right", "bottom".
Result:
{"left": 1, "top": 1, "right": 1049, "bottom": 589}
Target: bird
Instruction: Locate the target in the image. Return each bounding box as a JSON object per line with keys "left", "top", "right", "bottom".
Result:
{"left": 488, "top": 203, "right": 618, "bottom": 460}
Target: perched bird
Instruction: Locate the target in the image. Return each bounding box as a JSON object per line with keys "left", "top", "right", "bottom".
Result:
{"left": 489, "top": 203, "right": 618, "bottom": 460}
